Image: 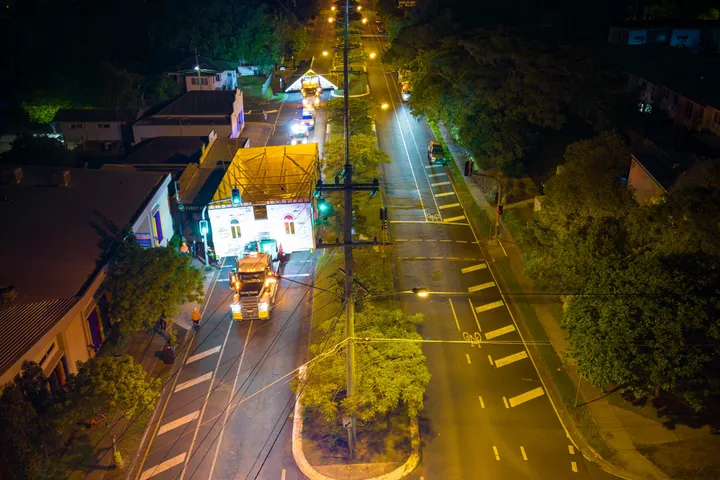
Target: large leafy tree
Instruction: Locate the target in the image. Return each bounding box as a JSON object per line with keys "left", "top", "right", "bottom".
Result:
{"left": 107, "top": 238, "right": 204, "bottom": 337}
{"left": 326, "top": 97, "right": 373, "bottom": 137}
{"left": 1, "top": 134, "right": 76, "bottom": 168}
{"left": 0, "top": 384, "right": 45, "bottom": 479}
{"left": 300, "top": 305, "right": 430, "bottom": 423}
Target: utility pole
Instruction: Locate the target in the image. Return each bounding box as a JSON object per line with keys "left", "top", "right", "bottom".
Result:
{"left": 195, "top": 49, "right": 203, "bottom": 91}
{"left": 313, "top": 0, "right": 383, "bottom": 460}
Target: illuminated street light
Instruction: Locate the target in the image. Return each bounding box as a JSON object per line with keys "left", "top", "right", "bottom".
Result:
{"left": 369, "top": 52, "right": 377, "bottom": 59}
{"left": 412, "top": 288, "right": 429, "bottom": 298}
{"left": 194, "top": 65, "right": 200, "bottom": 71}
{"left": 381, "top": 103, "right": 389, "bottom": 110}
{"left": 322, "top": 50, "right": 329, "bottom": 56}
{"left": 357, "top": 5, "right": 362, "bottom": 10}
{"left": 331, "top": 5, "right": 336, "bottom": 10}
{"left": 328, "top": 17, "right": 334, "bottom": 23}
{"left": 361, "top": 17, "right": 368, "bottom": 24}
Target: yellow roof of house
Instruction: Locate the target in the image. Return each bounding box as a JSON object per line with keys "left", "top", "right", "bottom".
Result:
{"left": 211, "top": 144, "right": 319, "bottom": 205}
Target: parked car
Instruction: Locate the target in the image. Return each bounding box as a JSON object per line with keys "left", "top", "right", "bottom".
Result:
{"left": 401, "top": 83, "right": 411, "bottom": 102}
{"left": 377, "top": 25, "right": 386, "bottom": 34}
{"left": 427, "top": 141, "right": 449, "bottom": 165}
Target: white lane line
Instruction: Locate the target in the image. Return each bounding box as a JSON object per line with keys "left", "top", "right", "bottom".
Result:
{"left": 493, "top": 446, "right": 500, "bottom": 460}
{"left": 571, "top": 461, "right": 578, "bottom": 472}
{"left": 466, "top": 353, "right": 472, "bottom": 364}
{"left": 461, "top": 263, "right": 486, "bottom": 274}
{"left": 424, "top": 165, "right": 438, "bottom": 169}
{"left": 435, "top": 191, "right": 456, "bottom": 197}
{"left": 520, "top": 446, "right": 528, "bottom": 460}
{"left": 478, "top": 396, "right": 485, "bottom": 408}
{"left": 508, "top": 387, "right": 545, "bottom": 407}
{"left": 456, "top": 240, "right": 467, "bottom": 243}
{"left": 568, "top": 445, "right": 575, "bottom": 455}
{"left": 494, "top": 351, "right": 529, "bottom": 368}
{"left": 488, "top": 355, "right": 494, "bottom": 366}
{"left": 438, "top": 202, "right": 461, "bottom": 210}
{"left": 395, "top": 239, "right": 407, "bottom": 242}
{"left": 218, "top": 278, "right": 230, "bottom": 282}
{"left": 283, "top": 273, "right": 311, "bottom": 277}
{"left": 431, "top": 181, "right": 451, "bottom": 187}
{"left": 427, "top": 172, "right": 446, "bottom": 178}
{"left": 186, "top": 346, "right": 221, "bottom": 365}
{"left": 484, "top": 324, "right": 516, "bottom": 340}
{"left": 410, "top": 239, "right": 423, "bottom": 242}
{"left": 157, "top": 411, "right": 199, "bottom": 436}
{"left": 469, "top": 299, "right": 481, "bottom": 332}
{"left": 443, "top": 215, "right": 466, "bottom": 223}
{"left": 281, "top": 468, "right": 287, "bottom": 480}
{"left": 439, "top": 239, "right": 451, "bottom": 243}
{"left": 475, "top": 300, "right": 504, "bottom": 313}
{"left": 140, "top": 453, "right": 187, "bottom": 480}
{"left": 449, "top": 298, "right": 460, "bottom": 331}
{"left": 468, "top": 282, "right": 495, "bottom": 293}
{"left": 174, "top": 372, "right": 212, "bottom": 393}
{"left": 503, "top": 397, "right": 509, "bottom": 409}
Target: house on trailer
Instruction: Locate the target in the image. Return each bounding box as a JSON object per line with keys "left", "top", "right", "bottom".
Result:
{"left": 132, "top": 90, "right": 245, "bottom": 143}
{"left": 167, "top": 56, "right": 239, "bottom": 92}
{"left": 56, "top": 109, "right": 139, "bottom": 151}
{"left": 284, "top": 69, "right": 338, "bottom": 93}
{"left": 0, "top": 166, "right": 173, "bottom": 388}
{"left": 207, "top": 144, "right": 319, "bottom": 258}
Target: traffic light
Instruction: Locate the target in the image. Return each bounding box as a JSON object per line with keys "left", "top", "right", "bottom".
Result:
{"left": 199, "top": 220, "right": 209, "bottom": 236}
{"left": 370, "top": 178, "right": 379, "bottom": 197}
{"left": 497, "top": 205, "right": 504, "bottom": 215}
{"left": 318, "top": 198, "right": 329, "bottom": 213}
{"left": 380, "top": 207, "right": 388, "bottom": 230}
{"left": 231, "top": 187, "right": 241, "bottom": 205}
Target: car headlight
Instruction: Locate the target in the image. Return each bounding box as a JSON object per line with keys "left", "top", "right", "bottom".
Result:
{"left": 259, "top": 302, "right": 269, "bottom": 312}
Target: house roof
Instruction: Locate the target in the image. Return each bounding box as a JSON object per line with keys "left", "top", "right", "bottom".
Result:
{"left": 55, "top": 109, "right": 139, "bottom": 123}
{"left": 155, "top": 91, "right": 238, "bottom": 117}
{"left": 633, "top": 152, "right": 717, "bottom": 192}
{"left": 0, "top": 166, "right": 167, "bottom": 377}
{"left": 170, "top": 56, "right": 238, "bottom": 74}
{"left": 123, "top": 137, "right": 208, "bottom": 165}
{"left": 211, "top": 144, "right": 318, "bottom": 205}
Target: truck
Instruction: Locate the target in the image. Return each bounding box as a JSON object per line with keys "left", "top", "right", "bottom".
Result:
{"left": 301, "top": 77, "right": 321, "bottom": 108}
{"left": 229, "top": 251, "right": 279, "bottom": 320}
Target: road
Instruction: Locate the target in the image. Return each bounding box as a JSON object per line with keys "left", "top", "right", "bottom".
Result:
{"left": 361, "top": 13, "right": 620, "bottom": 480}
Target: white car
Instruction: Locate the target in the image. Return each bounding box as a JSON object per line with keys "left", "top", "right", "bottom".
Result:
{"left": 289, "top": 123, "right": 309, "bottom": 145}
{"left": 401, "top": 83, "right": 411, "bottom": 102}
{"left": 300, "top": 109, "right": 315, "bottom": 130}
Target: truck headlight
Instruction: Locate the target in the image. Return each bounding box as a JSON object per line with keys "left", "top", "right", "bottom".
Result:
{"left": 231, "top": 303, "right": 242, "bottom": 313}
{"left": 259, "top": 302, "right": 269, "bottom": 312}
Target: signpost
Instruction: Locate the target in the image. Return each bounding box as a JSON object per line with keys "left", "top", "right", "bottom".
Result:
{"left": 136, "top": 232, "right": 152, "bottom": 248}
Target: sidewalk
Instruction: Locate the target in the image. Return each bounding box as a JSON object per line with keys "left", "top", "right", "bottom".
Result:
{"left": 84, "top": 259, "right": 219, "bottom": 480}
{"left": 436, "top": 123, "right": 670, "bottom": 480}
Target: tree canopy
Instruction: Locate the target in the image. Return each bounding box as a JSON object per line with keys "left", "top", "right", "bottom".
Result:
{"left": 106, "top": 237, "right": 204, "bottom": 337}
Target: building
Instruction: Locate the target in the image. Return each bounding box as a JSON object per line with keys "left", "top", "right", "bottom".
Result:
{"left": 608, "top": 25, "right": 703, "bottom": 48}
{"left": 132, "top": 90, "right": 245, "bottom": 143}
{"left": 167, "top": 56, "right": 239, "bottom": 92}
{"left": 56, "top": 109, "right": 139, "bottom": 151}
{"left": 628, "top": 152, "right": 717, "bottom": 205}
{"left": 0, "top": 166, "right": 174, "bottom": 387}
{"left": 207, "top": 144, "right": 319, "bottom": 258}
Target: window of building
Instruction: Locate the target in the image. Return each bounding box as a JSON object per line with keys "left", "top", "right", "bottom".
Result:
{"left": 673, "top": 94, "right": 679, "bottom": 104}
{"left": 97, "top": 123, "right": 110, "bottom": 128}
{"left": 70, "top": 123, "right": 83, "bottom": 129}
{"left": 640, "top": 81, "right": 647, "bottom": 91}
{"left": 215, "top": 74, "right": 222, "bottom": 81}
{"left": 662, "top": 89, "right": 670, "bottom": 100}
{"left": 253, "top": 205, "right": 268, "bottom": 220}
{"left": 685, "top": 102, "right": 694, "bottom": 119}
{"left": 191, "top": 77, "right": 209, "bottom": 85}
{"left": 284, "top": 215, "right": 295, "bottom": 235}
{"left": 39, "top": 342, "right": 56, "bottom": 368}
{"left": 151, "top": 206, "right": 163, "bottom": 244}
{"left": 633, "top": 35, "right": 646, "bottom": 43}
{"left": 230, "top": 219, "right": 242, "bottom": 239}
{"left": 713, "top": 111, "right": 720, "bottom": 126}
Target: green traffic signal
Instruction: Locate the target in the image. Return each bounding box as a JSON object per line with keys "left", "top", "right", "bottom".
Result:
{"left": 318, "top": 198, "right": 329, "bottom": 212}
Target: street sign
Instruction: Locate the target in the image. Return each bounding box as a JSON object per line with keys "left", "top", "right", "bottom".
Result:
{"left": 199, "top": 220, "right": 209, "bottom": 236}
{"left": 178, "top": 204, "right": 186, "bottom": 212}
{"left": 136, "top": 232, "right": 152, "bottom": 248}
{"left": 342, "top": 416, "right": 351, "bottom": 428}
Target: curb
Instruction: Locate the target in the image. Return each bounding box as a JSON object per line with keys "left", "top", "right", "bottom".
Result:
{"left": 292, "top": 366, "right": 421, "bottom": 480}
{"left": 330, "top": 85, "right": 371, "bottom": 98}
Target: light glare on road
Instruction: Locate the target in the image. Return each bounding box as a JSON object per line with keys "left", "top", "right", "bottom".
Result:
{"left": 369, "top": 52, "right": 377, "bottom": 59}
{"left": 362, "top": 17, "right": 368, "bottom": 24}
{"left": 381, "top": 103, "right": 389, "bottom": 110}
{"left": 322, "top": 50, "right": 329, "bottom": 56}
{"left": 328, "top": 17, "right": 334, "bottom": 23}
{"left": 331, "top": 5, "right": 335, "bottom": 10}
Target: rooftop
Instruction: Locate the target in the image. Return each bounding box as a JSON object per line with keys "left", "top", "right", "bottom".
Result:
{"left": 633, "top": 151, "right": 718, "bottom": 192}
{"left": 123, "top": 136, "right": 208, "bottom": 165}
{"left": 211, "top": 144, "right": 318, "bottom": 205}
{"left": 55, "top": 109, "right": 139, "bottom": 123}
{"left": 154, "top": 90, "right": 239, "bottom": 117}
{"left": 169, "top": 55, "right": 238, "bottom": 74}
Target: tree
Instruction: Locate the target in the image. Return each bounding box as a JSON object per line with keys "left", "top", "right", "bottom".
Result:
{"left": 71, "top": 355, "right": 161, "bottom": 419}
{"left": 290, "top": 25, "right": 311, "bottom": 59}
{"left": 1, "top": 134, "right": 76, "bottom": 167}
{"left": 326, "top": 97, "right": 373, "bottom": 136}
{"left": 323, "top": 134, "right": 389, "bottom": 181}
{"left": 22, "top": 98, "right": 70, "bottom": 125}
{"left": 0, "top": 384, "right": 44, "bottom": 480}
{"left": 563, "top": 253, "right": 720, "bottom": 410}
{"left": 106, "top": 239, "right": 204, "bottom": 337}
{"left": 300, "top": 305, "right": 431, "bottom": 423}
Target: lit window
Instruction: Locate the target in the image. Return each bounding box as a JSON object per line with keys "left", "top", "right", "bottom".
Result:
{"left": 230, "top": 219, "right": 241, "bottom": 239}
{"left": 284, "top": 215, "right": 295, "bottom": 235}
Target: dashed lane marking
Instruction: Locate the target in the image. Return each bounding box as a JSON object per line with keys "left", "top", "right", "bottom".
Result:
{"left": 435, "top": 191, "right": 456, "bottom": 197}
{"left": 443, "top": 215, "right": 466, "bottom": 223}
{"left": 478, "top": 396, "right": 485, "bottom": 408}
{"left": 494, "top": 351, "right": 529, "bottom": 368}
{"left": 457, "top": 240, "right": 468, "bottom": 243}
{"left": 410, "top": 239, "right": 423, "bottom": 242}
{"left": 398, "top": 256, "right": 483, "bottom": 261}
{"left": 157, "top": 411, "right": 199, "bottom": 436}
{"left": 508, "top": 387, "right": 545, "bottom": 407}
{"left": 281, "top": 468, "right": 287, "bottom": 480}
{"left": 427, "top": 172, "right": 446, "bottom": 178}
{"left": 571, "top": 461, "right": 578, "bottom": 472}
{"left": 461, "top": 263, "right": 487, "bottom": 274}
{"left": 449, "top": 299, "right": 461, "bottom": 331}
{"left": 520, "top": 446, "right": 528, "bottom": 460}
{"left": 186, "top": 346, "right": 221, "bottom": 365}
{"left": 174, "top": 372, "right": 212, "bottom": 393}
{"left": 466, "top": 353, "right": 472, "bottom": 364}
{"left": 493, "top": 446, "right": 500, "bottom": 460}
{"left": 438, "top": 202, "right": 461, "bottom": 210}
{"left": 475, "top": 300, "right": 504, "bottom": 313}
{"left": 439, "top": 239, "right": 451, "bottom": 243}
{"left": 484, "top": 324, "right": 516, "bottom": 340}
{"left": 488, "top": 355, "right": 494, "bottom": 366}
{"left": 425, "top": 165, "right": 438, "bottom": 169}
{"left": 568, "top": 445, "right": 575, "bottom": 455}
{"left": 431, "top": 181, "right": 451, "bottom": 187}
{"left": 140, "top": 453, "right": 187, "bottom": 480}
{"left": 395, "top": 239, "right": 407, "bottom": 242}
{"left": 468, "top": 282, "right": 495, "bottom": 293}
{"left": 469, "top": 299, "right": 481, "bottom": 331}
{"left": 503, "top": 397, "right": 509, "bottom": 408}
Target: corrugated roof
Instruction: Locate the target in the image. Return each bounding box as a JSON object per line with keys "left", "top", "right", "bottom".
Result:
{"left": 56, "top": 109, "right": 139, "bottom": 123}
{"left": 123, "top": 137, "right": 207, "bottom": 165}
{"left": 670, "top": 158, "right": 719, "bottom": 192}
{"left": 0, "top": 297, "right": 79, "bottom": 377}
{"left": 156, "top": 91, "right": 238, "bottom": 117}
{"left": 170, "top": 55, "right": 238, "bottom": 74}
{"left": 633, "top": 152, "right": 717, "bottom": 192}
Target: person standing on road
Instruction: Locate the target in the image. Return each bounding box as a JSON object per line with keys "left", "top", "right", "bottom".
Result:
{"left": 192, "top": 240, "right": 198, "bottom": 258}
{"left": 263, "top": 109, "right": 268, "bottom": 121}
{"left": 191, "top": 307, "right": 201, "bottom": 329}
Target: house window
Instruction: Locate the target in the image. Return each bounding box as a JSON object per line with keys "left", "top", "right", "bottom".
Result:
{"left": 253, "top": 205, "right": 268, "bottom": 220}
{"left": 685, "top": 102, "right": 694, "bottom": 119}
{"left": 215, "top": 74, "right": 222, "bottom": 81}
{"left": 640, "top": 81, "right": 647, "bottom": 92}
{"left": 230, "top": 219, "right": 242, "bottom": 239}
{"left": 284, "top": 215, "right": 295, "bottom": 235}
{"left": 713, "top": 111, "right": 720, "bottom": 126}
{"left": 152, "top": 207, "right": 163, "bottom": 244}
{"left": 70, "top": 123, "right": 83, "bottom": 129}
{"left": 633, "top": 35, "right": 646, "bottom": 43}
{"left": 673, "top": 94, "right": 679, "bottom": 104}
{"left": 662, "top": 89, "right": 670, "bottom": 100}
{"left": 97, "top": 123, "right": 111, "bottom": 128}
{"left": 191, "top": 77, "right": 209, "bottom": 85}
